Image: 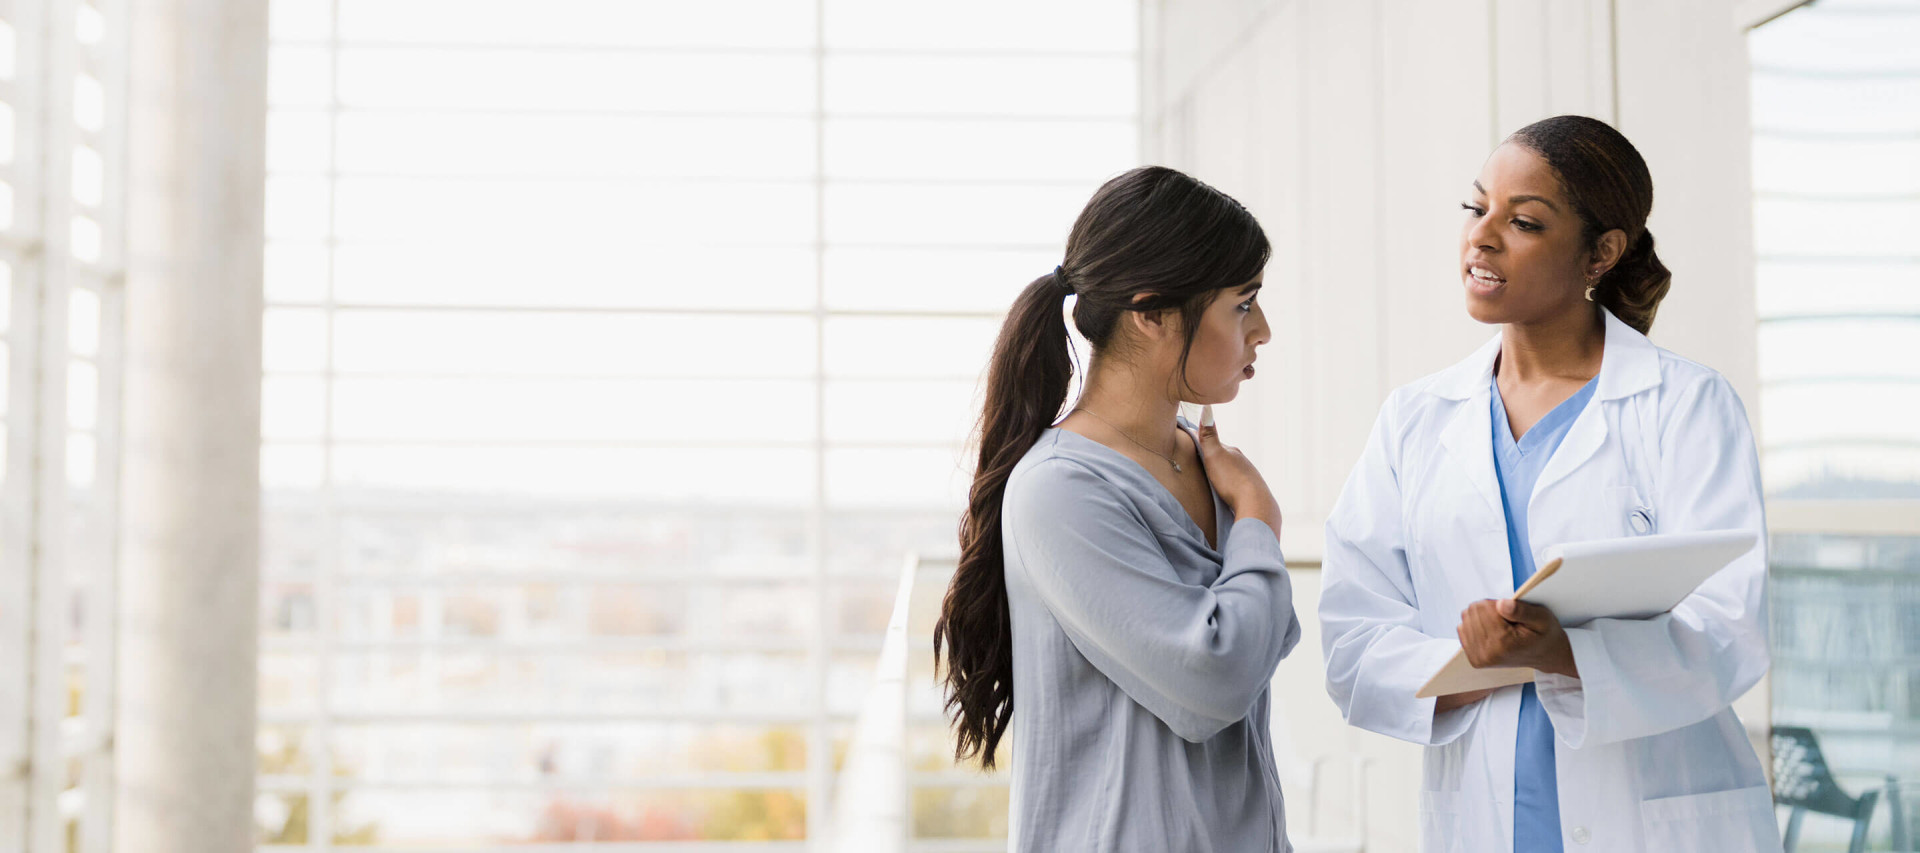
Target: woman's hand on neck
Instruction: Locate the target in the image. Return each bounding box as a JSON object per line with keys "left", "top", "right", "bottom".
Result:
{"left": 1499, "top": 302, "right": 1606, "bottom": 385}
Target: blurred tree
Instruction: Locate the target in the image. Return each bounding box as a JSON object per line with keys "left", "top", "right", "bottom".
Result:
{"left": 257, "top": 730, "right": 380, "bottom": 844}
{"left": 912, "top": 787, "right": 1010, "bottom": 840}
{"left": 531, "top": 727, "right": 806, "bottom": 841}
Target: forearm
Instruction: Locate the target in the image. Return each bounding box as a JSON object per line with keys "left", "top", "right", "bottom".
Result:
{"left": 1236, "top": 496, "right": 1283, "bottom": 538}
{"left": 1434, "top": 688, "right": 1492, "bottom": 714}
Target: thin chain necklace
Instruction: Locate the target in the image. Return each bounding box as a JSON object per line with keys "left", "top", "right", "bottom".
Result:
{"left": 1071, "top": 407, "right": 1184, "bottom": 473}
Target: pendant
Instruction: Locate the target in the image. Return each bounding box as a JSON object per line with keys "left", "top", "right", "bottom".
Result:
{"left": 1173, "top": 462, "right": 1183, "bottom": 473}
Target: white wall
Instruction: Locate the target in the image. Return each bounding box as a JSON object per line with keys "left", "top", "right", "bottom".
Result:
{"left": 1143, "top": 1, "right": 1769, "bottom": 849}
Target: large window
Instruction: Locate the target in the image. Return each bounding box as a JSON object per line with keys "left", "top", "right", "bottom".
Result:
{"left": 1750, "top": 0, "right": 1920, "bottom": 848}
{"left": 257, "top": 1, "right": 1136, "bottom": 847}
{"left": 0, "top": 0, "right": 129, "bottom": 851}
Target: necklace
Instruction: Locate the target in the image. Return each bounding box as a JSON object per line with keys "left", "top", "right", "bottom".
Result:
{"left": 1071, "top": 407, "right": 1184, "bottom": 473}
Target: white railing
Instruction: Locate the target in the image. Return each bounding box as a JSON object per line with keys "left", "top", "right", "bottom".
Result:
{"left": 827, "top": 553, "right": 918, "bottom": 853}
{"left": 827, "top": 552, "right": 1008, "bottom": 853}
{"left": 1295, "top": 754, "right": 1368, "bottom": 853}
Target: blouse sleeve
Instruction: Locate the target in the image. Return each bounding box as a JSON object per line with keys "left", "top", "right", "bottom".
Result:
{"left": 1005, "top": 457, "right": 1300, "bottom": 742}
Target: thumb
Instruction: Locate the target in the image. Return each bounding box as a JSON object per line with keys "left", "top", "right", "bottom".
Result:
{"left": 1499, "top": 599, "right": 1554, "bottom": 628}
{"left": 1196, "top": 404, "right": 1219, "bottom": 442}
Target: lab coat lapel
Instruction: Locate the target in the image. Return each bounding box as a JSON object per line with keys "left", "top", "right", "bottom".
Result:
{"left": 1535, "top": 309, "right": 1660, "bottom": 500}
{"left": 1533, "top": 397, "right": 1607, "bottom": 501}
{"left": 1427, "top": 332, "right": 1519, "bottom": 598}
{"left": 1437, "top": 385, "right": 1504, "bottom": 527}
{"left": 1431, "top": 333, "right": 1505, "bottom": 523}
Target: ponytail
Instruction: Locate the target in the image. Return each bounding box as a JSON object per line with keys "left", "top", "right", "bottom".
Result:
{"left": 934, "top": 270, "right": 1075, "bottom": 769}
{"left": 1595, "top": 229, "right": 1671, "bottom": 336}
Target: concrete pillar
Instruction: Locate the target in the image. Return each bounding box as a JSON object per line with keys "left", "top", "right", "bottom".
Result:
{"left": 114, "top": 0, "right": 267, "bottom": 850}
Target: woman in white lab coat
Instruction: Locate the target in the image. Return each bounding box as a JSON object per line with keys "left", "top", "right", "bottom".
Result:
{"left": 1318, "top": 115, "right": 1782, "bottom": 853}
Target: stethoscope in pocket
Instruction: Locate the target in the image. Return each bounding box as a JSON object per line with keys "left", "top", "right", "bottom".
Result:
{"left": 1622, "top": 395, "right": 1660, "bottom": 537}
{"left": 1628, "top": 505, "right": 1656, "bottom": 535}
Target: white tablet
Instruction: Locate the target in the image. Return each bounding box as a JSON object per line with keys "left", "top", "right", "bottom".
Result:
{"left": 1415, "top": 528, "right": 1758, "bottom": 698}
{"left": 1528, "top": 528, "right": 1759, "bottom": 627}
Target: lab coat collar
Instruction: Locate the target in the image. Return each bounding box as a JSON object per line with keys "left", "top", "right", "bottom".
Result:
{"left": 1426, "top": 308, "right": 1661, "bottom": 402}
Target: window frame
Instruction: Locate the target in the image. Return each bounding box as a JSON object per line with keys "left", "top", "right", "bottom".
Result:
{"left": 0, "top": 0, "right": 131, "bottom": 851}
{"left": 258, "top": 1, "right": 1134, "bottom": 849}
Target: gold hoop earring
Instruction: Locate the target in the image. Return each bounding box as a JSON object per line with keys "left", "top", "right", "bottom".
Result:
{"left": 1584, "top": 285, "right": 1596, "bottom": 302}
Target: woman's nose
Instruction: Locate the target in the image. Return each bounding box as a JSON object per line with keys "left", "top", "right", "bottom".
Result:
{"left": 1465, "top": 213, "right": 1500, "bottom": 251}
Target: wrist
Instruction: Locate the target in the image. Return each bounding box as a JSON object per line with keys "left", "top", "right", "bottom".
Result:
{"left": 1539, "top": 635, "right": 1579, "bottom": 678}
{"left": 1240, "top": 499, "right": 1282, "bottom": 535}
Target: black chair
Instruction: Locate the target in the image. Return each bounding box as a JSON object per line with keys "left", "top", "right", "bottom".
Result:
{"left": 1773, "top": 725, "right": 1908, "bottom": 853}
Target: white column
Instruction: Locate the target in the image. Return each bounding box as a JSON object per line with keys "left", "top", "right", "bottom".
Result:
{"left": 114, "top": 0, "right": 267, "bottom": 850}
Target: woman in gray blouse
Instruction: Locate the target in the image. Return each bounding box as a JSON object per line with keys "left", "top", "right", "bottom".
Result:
{"left": 934, "top": 166, "right": 1302, "bottom": 852}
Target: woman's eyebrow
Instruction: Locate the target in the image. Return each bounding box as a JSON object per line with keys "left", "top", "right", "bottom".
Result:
{"left": 1238, "top": 282, "right": 1264, "bottom": 295}
{"left": 1507, "top": 194, "right": 1560, "bottom": 213}
{"left": 1471, "top": 181, "right": 1560, "bottom": 213}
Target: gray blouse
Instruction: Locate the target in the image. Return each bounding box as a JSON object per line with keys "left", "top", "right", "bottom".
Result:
{"left": 1000, "top": 422, "right": 1300, "bottom": 852}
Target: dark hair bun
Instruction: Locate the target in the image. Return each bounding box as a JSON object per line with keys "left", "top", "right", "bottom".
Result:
{"left": 1510, "top": 115, "right": 1666, "bottom": 335}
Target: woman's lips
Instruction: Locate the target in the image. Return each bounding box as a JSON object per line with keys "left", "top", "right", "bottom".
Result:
{"left": 1243, "top": 364, "right": 1256, "bottom": 379}
{"left": 1465, "top": 264, "right": 1506, "bottom": 297}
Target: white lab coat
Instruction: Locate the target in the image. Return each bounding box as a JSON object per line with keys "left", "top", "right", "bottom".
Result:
{"left": 1319, "top": 309, "right": 1782, "bottom": 853}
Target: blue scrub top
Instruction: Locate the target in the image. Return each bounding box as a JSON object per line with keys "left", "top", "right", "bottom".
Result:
{"left": 1491, "top": 373, "right": 1598, "bottom": 853}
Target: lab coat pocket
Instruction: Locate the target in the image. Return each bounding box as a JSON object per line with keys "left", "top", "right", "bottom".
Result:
{"left": 1638, "top": 784, "right": 1780, "bottom": 852}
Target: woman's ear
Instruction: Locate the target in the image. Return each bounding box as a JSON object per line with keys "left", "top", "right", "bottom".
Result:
{"left": 1588, "top": 228, "right": 1629, "bottom": 278}
{"left": 1126, "top": 292, "right": 1176, "bottom": 342}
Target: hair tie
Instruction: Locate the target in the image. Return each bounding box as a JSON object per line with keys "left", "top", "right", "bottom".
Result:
{"left": 1053, "top": 265, "right": 1075, "bottom": 295}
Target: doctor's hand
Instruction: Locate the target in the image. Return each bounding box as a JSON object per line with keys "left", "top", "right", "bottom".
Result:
{"left": 1456, "top": 599, "right": 1580, "bottom": 679}
{"left": 1194, "top": 405, "right": 1283, "bottom": 536}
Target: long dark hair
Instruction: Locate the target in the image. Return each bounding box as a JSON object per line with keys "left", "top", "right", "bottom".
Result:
{"left": 933, "top": 166, "right": 1270, "bottom": 769}
{"left": 1508, "top": 115, "right": 1672, "bottom": 335}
